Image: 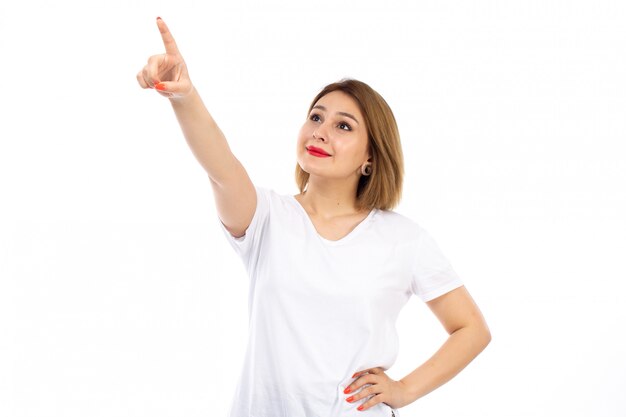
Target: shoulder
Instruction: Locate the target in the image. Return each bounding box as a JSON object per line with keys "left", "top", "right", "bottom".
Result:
{"left": 251, "top": 185, "right": 284, "bottom": 203}
{"left": 373, "top": 209, "right": 426, "bottom": 242}
{"left": 252, "top": 186, "right": 299, "bottom": 213}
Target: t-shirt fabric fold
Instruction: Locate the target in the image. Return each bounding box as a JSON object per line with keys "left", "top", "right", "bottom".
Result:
{"left": 217, "top": 185, "right": 463, "bottom": 417}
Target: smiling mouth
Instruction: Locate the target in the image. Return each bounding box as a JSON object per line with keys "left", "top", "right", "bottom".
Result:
{"left": 307, "top": 148, "right": 331, "bottom": 157}
{"left": 307, "top": 146, "right": 331, "bottom": 156}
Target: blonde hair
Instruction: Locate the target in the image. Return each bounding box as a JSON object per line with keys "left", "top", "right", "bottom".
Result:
{"left": 295, "top": 78, "right": 404, "bottom": 211}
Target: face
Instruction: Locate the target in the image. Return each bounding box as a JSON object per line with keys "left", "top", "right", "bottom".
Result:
{"left": 296, "top": 90, "right": 370, "bottom": 181}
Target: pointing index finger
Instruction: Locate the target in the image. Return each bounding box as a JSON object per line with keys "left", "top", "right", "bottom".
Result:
{"left": 156, "top": 17, "right": 180, "bottom": 55}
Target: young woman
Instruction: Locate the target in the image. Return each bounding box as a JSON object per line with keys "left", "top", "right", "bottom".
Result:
{"left": 137, "top": 17, "right": 491, "bottom": 417}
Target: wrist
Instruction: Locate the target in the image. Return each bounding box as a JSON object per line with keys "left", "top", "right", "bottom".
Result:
{"left": 169, "top": 84, "right": 198, "bottom": 105}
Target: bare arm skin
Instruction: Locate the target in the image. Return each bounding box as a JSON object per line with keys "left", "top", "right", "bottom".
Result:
{"left": 399, "top": 285, "right": 492, "bottom": 402}
{"left": 338, "top": 285, "right": 491, "bottom": 412}
{"left": 136, "top": 17, "right": 256, "bottom": 238}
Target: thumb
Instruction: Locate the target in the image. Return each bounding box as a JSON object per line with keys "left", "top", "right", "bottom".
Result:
{"left": 154, "top": 80, "right": 192, "bottom": 95}
{"left": 154, "top": 81, "right": 173, "bottom": 91}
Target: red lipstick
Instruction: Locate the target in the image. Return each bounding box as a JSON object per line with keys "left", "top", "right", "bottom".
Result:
{"left": 307, "top": 146, "right": 331, "bottom": 157}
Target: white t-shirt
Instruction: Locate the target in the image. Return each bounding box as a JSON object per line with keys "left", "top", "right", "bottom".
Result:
{"left": 217, "top": 185, "right": 464, "bottom": 417}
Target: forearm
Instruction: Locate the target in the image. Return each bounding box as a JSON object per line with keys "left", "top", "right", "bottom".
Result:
{"left": 168, "top": 87, "right": 238, "bottom": 184}
{"left": 400, "top": 325, "right": 490, "bottom": 404}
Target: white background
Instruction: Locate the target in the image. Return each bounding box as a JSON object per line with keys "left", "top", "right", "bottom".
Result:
{"left": 1, "top": 1, "right": 624, "bottom": 416}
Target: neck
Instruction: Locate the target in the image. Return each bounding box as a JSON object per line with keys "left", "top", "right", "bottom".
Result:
{"left": 297, "top": 178, "right": 364, "bottom": 219}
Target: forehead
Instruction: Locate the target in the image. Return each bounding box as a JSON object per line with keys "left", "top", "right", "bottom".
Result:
{"left": 314, "top": 90, "right": 362, "bottom": 116}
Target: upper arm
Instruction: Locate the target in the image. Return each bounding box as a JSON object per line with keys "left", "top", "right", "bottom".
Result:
{"left": 425, "top": 286, "right": 491, "bottom": 340}
{"left": 209, "top": 156, "right": 256, "bottom": 239}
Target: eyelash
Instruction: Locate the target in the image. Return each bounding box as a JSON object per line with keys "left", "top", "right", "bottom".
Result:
{"left": 309, "top": 113, "right": 352, "bottom": 132}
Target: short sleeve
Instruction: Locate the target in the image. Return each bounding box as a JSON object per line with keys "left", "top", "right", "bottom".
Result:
{"left": 409, "top": 227, "right": 464, "bottom": 302}
{"left": 216, "top": 184, "right": 271, "bottom": 269}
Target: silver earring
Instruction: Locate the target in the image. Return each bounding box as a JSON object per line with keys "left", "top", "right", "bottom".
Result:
{"left": 361, "top": 163, "right": 372, "bottom": 176}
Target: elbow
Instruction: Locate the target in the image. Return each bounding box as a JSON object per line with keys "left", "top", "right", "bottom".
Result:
{"left": 452, "top": 321, "right": 491, "bottom": 352}
{"left": 484, "top": 330, "right": 492, "bottom": 348}
{"left": 479, "top": 323, "right": 492, "bottom": 349}
{"left": 464, "top": 320, "right": 491, "bottom": 351}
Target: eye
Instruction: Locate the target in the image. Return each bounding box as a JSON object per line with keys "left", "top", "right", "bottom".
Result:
{"left": 309, "top": 113, "right": 352, "bottom": 132}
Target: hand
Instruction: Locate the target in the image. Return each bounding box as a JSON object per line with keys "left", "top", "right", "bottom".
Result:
{"left": 136, "top": 17, "right": 194, "bottom": 99}
{"left": 343, "top": 367, "right": 412, "bottom": 412}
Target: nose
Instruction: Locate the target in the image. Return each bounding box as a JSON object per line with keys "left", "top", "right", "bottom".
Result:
{"left": 312, "top": 124, "right": 328, "bottom": 142}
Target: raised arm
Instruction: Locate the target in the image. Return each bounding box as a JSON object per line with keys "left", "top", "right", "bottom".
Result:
{"left": 136, "top": 17, "right": 256, "bottom": 238}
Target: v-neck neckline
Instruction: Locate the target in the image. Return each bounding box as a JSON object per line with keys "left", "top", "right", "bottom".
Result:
{"left": 288, "top": 195, "right": 377, "bottom": 245}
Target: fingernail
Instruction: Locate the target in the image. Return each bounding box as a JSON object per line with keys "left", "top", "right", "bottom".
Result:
{"left": 346, "top": 396, "right": 354, "bottom": 403}
{"left": 352, "top": 372, "right": 358, "bottom": 378}
{"left": 357, "top": 405, "right": 364, "bottom": 411}
{"left": 157, "top": 16, "right": 162, "bottom": 20}
{"left": 155, "top": 83, "right": 166, "bottom": 91}
{"left": 344, "top": 387, "right": 351, "bottom": 394}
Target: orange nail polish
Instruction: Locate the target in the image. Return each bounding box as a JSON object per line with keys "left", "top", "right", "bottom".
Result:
{"left": 344, "top": 387, "right": 351, "bottom": 394}
{"left": 357, "top": 405, "right": 364, "bottom": 411}
{"left": 346, "top": 396, "right": 354, "bottom": 402}
{"left": 155, "top": 83, "right": 166, "bottom": 91}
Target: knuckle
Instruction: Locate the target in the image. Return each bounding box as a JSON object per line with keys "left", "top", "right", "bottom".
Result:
{"left": 136, "top": 74, "right": 147, "bottom": 87}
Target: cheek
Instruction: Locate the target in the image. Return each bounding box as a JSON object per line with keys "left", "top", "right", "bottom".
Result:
{"left": 297, "top": 126, "right": 310, "bottom": 142}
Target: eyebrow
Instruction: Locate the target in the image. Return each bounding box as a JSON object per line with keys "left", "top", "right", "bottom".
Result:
{"left": 312, "top": 105, "right": 360, "bottom": 125}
